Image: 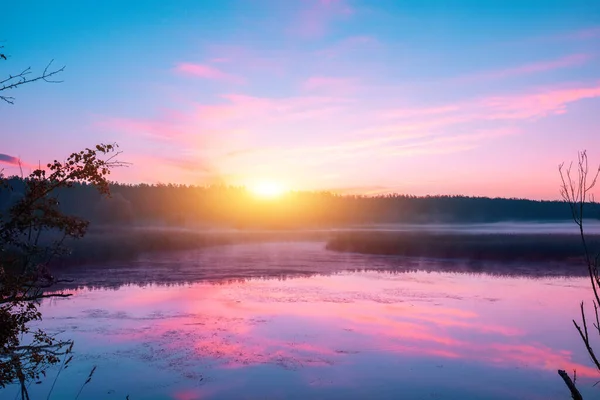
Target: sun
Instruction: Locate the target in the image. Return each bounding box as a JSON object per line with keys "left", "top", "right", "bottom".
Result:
{"left": 251, "top": 181, "right": 286, "bottom": 199}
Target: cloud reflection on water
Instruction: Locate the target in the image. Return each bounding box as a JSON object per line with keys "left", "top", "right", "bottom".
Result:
{"left": 44, "top": 268, "right": 598, "bottom": 397}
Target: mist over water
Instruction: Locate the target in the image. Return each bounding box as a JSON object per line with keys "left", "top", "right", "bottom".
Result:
{"left": 11, "top": 237, "right": 597, "bottom": 400}
{"left": 337, "top": 221, "right": 600, "bottom": 234}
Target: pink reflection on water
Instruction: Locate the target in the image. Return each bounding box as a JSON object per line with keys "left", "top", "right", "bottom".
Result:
{"left": 43, "top": 269, "right": 597, "bottom": 393}
{"left": 172, "top": 388, "right": 216, "bottom": 400}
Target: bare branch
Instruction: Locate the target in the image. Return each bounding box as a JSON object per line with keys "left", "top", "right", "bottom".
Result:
{"left": 574, "top": 305, "right": 600, "bottom": 371}
{"left": 559, "top": 151, "right": 600, "bottom": 398}
{"left": 1, "top": 60, "right": 65, "bottom": 105}
{"left": 558, "top": 369, "right": 584, "bottom": 400}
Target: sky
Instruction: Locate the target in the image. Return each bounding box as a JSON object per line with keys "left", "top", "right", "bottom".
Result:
{"left": 1, "top": 0, "right": 599, "bottom": 200}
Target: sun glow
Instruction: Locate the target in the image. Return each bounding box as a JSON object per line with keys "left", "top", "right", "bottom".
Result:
{"left": 250, "top": 181, "right": 286, "bottom": 199}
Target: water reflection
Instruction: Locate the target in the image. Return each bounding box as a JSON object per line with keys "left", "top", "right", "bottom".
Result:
{"left": 30, "top": 266, "right": 597, "bottom": 399}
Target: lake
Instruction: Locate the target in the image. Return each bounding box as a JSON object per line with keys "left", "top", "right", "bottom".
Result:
{"left": 6, "top": 241, "right": 599, "bottom": 399}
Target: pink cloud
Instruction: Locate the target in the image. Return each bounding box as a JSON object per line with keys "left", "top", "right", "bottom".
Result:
{"left": 160, "top": 156, "right": 214, "bottom": 174}
{"left": 98, "top": 93, "right": 353, "bottom": 149}
{"left": 293, "top": 83, "right": 600, "bottom": 160}
{"left": 208, "top": 57, "right": 230, "bottom": 63}
{"left": 504, "top": 53, "right": 590, "bottom": 74}
{"left": 203, "top": 45, "right": 287, "bottom": 75}
{"left": 234, "top": 127, "right": 518, "bottom": 170}
{"left": 456, "top": 53, "right": 592, "bottom": 83}
{"left": 380, "top": 105, "right": 460, "bottom": 120}
{"left": 302, "top": 76, "right": 358, "bottom": 94}
{"left": 291, "top": 0, "right": 354, "bottom": 38}
{"left": 97, "top": 76, "right": 600, "bottom": 191}
{"left": 108, "top": 153, "right": 229, "bottom": 186}
{"left": 316, "top": 35, "right": 380, "bottom": 58}
{"left": 174, "top": 63, "right": 245, "bottom": 84}
{"left": 98, "top": 117, "right": 183, "bottom": 141}
{"left": 195, "top": 93, "right": 353, "bottom": 125}
{"left": 480, "top": 84, "right": 600, "bottom": 120}
{"left": 377, "top": 128, "right": 520, "bottom": 158}
{"left": 383, "top": 83, "right": 600, "bottom": 123}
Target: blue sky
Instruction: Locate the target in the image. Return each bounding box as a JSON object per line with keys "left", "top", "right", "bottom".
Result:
{"left": 1, "top": 0, "right": 600, "bottom": 198}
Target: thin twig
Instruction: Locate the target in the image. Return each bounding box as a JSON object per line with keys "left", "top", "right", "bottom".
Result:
{"left": 74, "top": 366, "right": 96, "bottom": 400}
{"left": 46, "top": 342, "right": 73, "bottom": 400}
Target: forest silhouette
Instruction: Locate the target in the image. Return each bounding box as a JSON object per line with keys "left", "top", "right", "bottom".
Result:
{"left": 1, "top": 177, "right": 593, "bottom": 229}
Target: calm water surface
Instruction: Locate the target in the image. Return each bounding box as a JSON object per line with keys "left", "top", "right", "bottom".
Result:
{"left": 9, "top": 242, "right": 600, "bottom": 400}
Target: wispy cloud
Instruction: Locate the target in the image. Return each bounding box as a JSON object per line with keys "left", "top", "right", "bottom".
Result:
{"left": 174, "top": 63, "right": 245, "bottom": 84}
{"left": 196, "top": 93, "right": 354, "bottom": 124}
{"left": 0, "top": 153, "right": 21, "bottom": 166}
{"left": 203, "top": 45, "right": 288, "bottom": 75}
{"left": 278, "top": 83, "right": 600, "bottom": 162}
{"left": 99, "top": 117, "right": 182, "bottom": 141}
{"left": 100, "top": 77, "right": 600, "bottom": 190}
{"left": 479, "top": 83, "right": 600, "bottom": 119}
{"left": 302, "top": 76, "right": 358, "bottom": 94}
{"left": 160, "top": 156, "right": 214, "bottom": 174}
{"left": 120, "top": 153, "right": 227, "bottom": 186}
{"left": 380, "top": 105, "right": 460, "bottom": 120}
{"left": 316, "top": 35, "right": 379, "bottom": 58}
{"left": 290, "top": 0, "right": 354, "bottom": 38}
{"left": 379, "top": 128, "right": 519, "bottom": 158}
{"left": 275, "top": 128, "right": 519, "bottom": 166}
{"left": 455, "top": 54, "right": 591, "bottom": 83}
{"left": 382, "top": 82, "right": 600, "bottom": 123}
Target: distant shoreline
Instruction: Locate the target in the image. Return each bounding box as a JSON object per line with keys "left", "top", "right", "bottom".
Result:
{"left": 326, "top": 230, "right": 596, "bottom": 264}
{"left": 50, "top": 225, "right": 595, "bottom": 278}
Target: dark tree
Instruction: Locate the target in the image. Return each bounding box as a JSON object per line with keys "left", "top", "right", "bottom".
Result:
{"left": 0, "top": 144, "right": 125, "bottom": 397}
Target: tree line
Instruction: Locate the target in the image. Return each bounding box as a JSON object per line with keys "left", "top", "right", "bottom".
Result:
{"left": 0, "top": 178, "right": 592, "bottom": 229}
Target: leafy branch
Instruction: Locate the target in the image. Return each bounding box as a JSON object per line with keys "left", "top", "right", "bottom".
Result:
{"left": 1, "top": 143, "right": 126, "bottom": 395}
